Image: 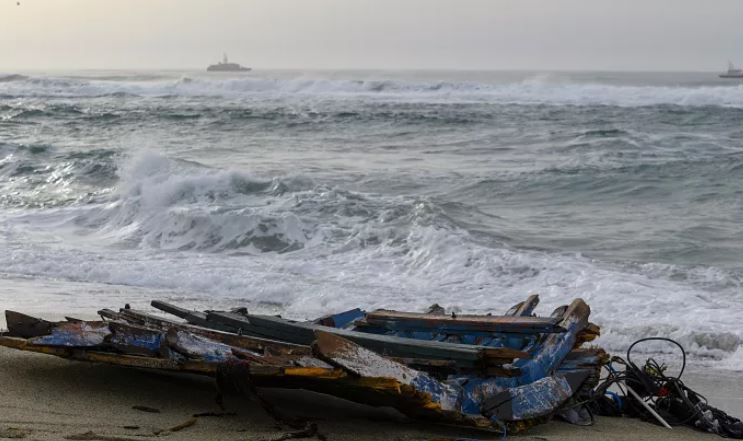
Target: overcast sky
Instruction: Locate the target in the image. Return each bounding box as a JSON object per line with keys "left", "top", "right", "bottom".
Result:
{"left": 2, "top": 0, "right": 742, "bottom": 71}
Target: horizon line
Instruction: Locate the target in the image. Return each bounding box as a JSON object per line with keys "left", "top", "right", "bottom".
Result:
{"left": 0, "top": 66, "right": 727, "bottom": 74}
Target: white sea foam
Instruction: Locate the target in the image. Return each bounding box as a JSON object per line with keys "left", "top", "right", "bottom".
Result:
{"left": 3, "top": 74, "right": 743, "bottom": 108}
{"left": 0, "top": 153, "right": 741, "bottom": 366}
{"left": 719, "top": 346, "right": 743, "bottom": 371}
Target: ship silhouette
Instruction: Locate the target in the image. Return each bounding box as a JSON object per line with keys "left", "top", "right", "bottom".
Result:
{"left": 207, "top": 53, "right": 251, "bottom": 72}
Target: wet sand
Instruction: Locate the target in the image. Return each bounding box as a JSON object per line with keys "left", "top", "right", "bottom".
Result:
{"left": 0, "top": 346, "right": 725, "bottom": 441}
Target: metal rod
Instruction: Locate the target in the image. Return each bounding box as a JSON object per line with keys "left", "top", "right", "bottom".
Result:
{"left": 621, "top": 380, "right": 673, "bottom": 429}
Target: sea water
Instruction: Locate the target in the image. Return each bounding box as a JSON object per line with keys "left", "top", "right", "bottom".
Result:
{"left": 1, "top": 69, "right": 742, "bottom": 367}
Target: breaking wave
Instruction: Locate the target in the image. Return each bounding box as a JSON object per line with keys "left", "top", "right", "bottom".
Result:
{"left": 66, "top": 153, "right": 453, "bottom": 254}
{"left": 0, "top": 153, "right": 741, "bottom": 365}
{"left": 3, "top": 73, "right": 743, "bottom": 108}
{"left": 2, "top": 67, "right": 743, "bottom": 367}
{"left": 0, "top": 74, "right": 29, "bottom": 83}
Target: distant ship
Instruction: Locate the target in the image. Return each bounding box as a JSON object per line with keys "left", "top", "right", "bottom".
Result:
{"left": 207, "top": 54, "right": 251, "bottom": 72}
{"left": 719, "top": 61, "right": 743, "bottom": 78}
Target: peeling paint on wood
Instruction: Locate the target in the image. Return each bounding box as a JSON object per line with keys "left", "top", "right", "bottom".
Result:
{"left": 0, "top": 295, "right": 606, "bottom": 435}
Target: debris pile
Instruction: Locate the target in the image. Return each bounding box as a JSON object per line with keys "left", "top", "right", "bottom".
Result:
{"left": 0, "top": 295, "right": 607, "bottom": 434}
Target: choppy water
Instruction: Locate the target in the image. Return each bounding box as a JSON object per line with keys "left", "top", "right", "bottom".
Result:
{"left": 1, "top": 69, "right": 742, "bottom": 367}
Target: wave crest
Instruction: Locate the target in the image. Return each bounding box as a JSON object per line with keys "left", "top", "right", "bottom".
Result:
{"left": 3, "top": 73, "right": 743, "bottom": 108}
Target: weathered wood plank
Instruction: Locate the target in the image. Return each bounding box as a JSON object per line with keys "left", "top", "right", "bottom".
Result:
{"left": 482, "top": 371, "right": 588, "bottom": 421}
{"left": 106, "top": 321, "right": 164, "bottom": 356}
{"left": 313, "top": 308, "right": 365, "bottom": 328}
{"left": 5, "top": 310, "right": 54, "bottom": 338}
{"left": 164, "top": 328, "right": 239, "bottom": 362}
{"left": 29, "top": 321, "right": 110, "bottom": 347}
{"left": 0, "top": 336, "right": 217, "bottom": 375}
{"left": 312, "top": 330, "right": 460, "bottom": 412}
{"left": 150, "top": 301, "right": 216, "bottom": 329}
{"left": 505, "top": 294, "right": 540, "bottom": 317}
{"left": 118, "top": 308, "right": 311, "bottom": 356}
{"left": 98, "top": 308, "right": 120, "bottom": 321}
{"left": 205, "top": 310, "right": 529, "bottom": 368}
{"left": 364, "top": 308, "right": 563, "bottom": 334}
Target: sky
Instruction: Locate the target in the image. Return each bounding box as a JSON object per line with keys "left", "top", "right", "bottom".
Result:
{"left": 2, "top": 0, "right": 743, "bottom": 71}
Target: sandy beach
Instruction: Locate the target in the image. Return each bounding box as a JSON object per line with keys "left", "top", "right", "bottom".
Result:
{"left": 0, "top": 346, "right": 725, "bottom": 441}
{"left": 3, "top": 3, "right": 743, "bottom": 440}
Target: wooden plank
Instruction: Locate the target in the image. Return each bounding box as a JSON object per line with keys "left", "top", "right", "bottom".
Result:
{"left": 106, "top": 321, "right": 164, "bottom": 356}
{"left": 97, "top": 308, "right": 120, "bottom": 321}
{"left": 150, "top": 301, "right": 216, "bottom": 329}
{"left": 506, "top": 294, "right": 540, "bottom": 317}
{"left": 389, "top": 357, "right": 457, "bottom": 368}
{"left": 205, "top": 310, "right": 529, "bottom": 368}
{"left": 5, "top": 310, "right": 54, "bottom": 338}
{"left": 151, "top": 301, "right": 525, "bottom": 364}
{"left": 164, "top": 328, "right": 239, "bottom": 362}
{"left": 312, "top": 330, "right": 460, "bottom": 412}
{"left": 503, "top": 298, "right": 592, "bottom": 386}
{"left": 313, "top": 308, "right": 365, "bottom": 328}
{"left": 118, "top": 308, "right": 311, "bottom": 356}
{"left": 364, "top": 309, "right": 564, "bottom": 334}
{"left": 482, "top": 371, "right": 588, "bottom": 421}
{"left": 314, "top": 330, "right": 423, "bottom": 381}
{"left": 0, "top": 336, "right": 217, "bottom": 375}
{"left": 29, "top": 321, "right": 110, "bottom": 347}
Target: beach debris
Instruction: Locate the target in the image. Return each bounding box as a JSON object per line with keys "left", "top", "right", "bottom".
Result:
{"left": 0, "top": 427, "right": 28, "bottom": 439}
{"left": 165, "top": 417, "right": 197, "bottom": 433}
{"left": 131, "top": 405, "right": 161, "bottom": 413}
{"left": 259, "top": 423, "right": 319, "bottom": 441}
{"left": 0, "top": 295, "right": 608, "bottom": 435}
{"left": 192, "top": 411, "right": 237, "bottom": 417}
{"left": 64, "top": 432, "right": 139, "bottom": 441}
{"left": 591, "top": 338, "right": 743, "bottom": 438}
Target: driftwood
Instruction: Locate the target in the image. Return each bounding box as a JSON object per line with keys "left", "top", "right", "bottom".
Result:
{"left": 260, "top": 423, "right": 319, "bottom": 441}
{"left": 131, "top": 405, "right": 160, "bottom": 413}
{"left": 64, "top": 432, "right": 140, "bottom": 441}
{"left": 165, "top": 417, "right": 197, "bottom": 432}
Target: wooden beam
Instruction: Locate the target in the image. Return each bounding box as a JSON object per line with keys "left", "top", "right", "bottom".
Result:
{"left": 205, "top": 310, "right": 529, "bottom": 368}
{"left": 363, "top": 307, "right": 563, "bottom": 334}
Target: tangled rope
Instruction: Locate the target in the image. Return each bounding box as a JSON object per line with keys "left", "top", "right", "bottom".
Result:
{"left": 587, "top": 337, "right": 743, "bottom": 438}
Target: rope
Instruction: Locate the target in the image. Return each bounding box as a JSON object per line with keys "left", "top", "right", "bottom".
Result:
{"left": 587, "top": 337, "right": 743, "bottom": 439}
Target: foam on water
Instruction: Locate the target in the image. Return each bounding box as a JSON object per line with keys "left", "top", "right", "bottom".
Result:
{"left": 0, "top": 142, "right": 116, "bottom": 207}
{"left": 2, "top": 69, "right": 742, "bottom": 370}
{"left": 3, "top": 73, "right": 743, "bottom": 108}
{"left": 0, "top": 153, "right": 741, "bottom": 365}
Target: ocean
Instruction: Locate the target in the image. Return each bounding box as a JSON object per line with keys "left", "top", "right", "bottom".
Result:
{"left": 1, "top": 69, "right": 742, "bottom": 367}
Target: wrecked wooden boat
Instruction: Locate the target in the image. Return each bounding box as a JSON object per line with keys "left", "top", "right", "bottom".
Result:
{"left": 0, "top": 296, "right": 607, "bottom": 434}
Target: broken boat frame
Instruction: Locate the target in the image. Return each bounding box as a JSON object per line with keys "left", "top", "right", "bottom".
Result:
{"left": 0, "top": 296, "right": 607, "bottom": 434}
